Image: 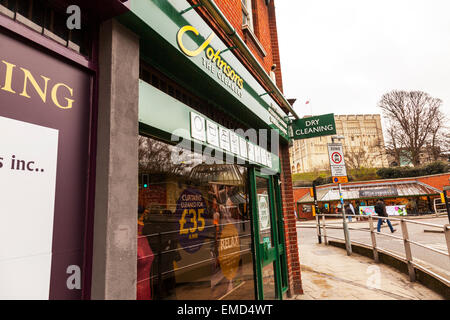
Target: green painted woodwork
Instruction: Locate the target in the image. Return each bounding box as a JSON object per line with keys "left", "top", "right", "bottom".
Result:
{"left": 139, "top": 80, "right": 281, "bottom": 172}
{"left": 250, "top": 169, "right": 288, "bottom": 300}
{"left": 118, "top": 0, "right": 290, "bottom": 141}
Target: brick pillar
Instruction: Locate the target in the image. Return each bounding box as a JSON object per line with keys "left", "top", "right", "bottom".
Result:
{"left": 279, "top": 142, "right": 303, "bottom": 295}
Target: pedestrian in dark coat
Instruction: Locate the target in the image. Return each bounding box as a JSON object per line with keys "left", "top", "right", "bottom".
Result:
{"left": 375, "top": 199, "right": 395, "bottom": 233}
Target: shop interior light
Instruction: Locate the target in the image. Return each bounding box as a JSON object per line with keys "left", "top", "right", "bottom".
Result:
{"left": 189, "top": 164, "right": 244, "bottom": 186}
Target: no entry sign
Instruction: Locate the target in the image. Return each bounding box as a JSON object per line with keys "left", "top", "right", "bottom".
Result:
{"left": 327, "top": 143, "right": 348, "bottom": 181}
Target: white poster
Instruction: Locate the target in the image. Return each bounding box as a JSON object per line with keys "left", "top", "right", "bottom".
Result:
{"left": 258, "top": 194, "right": 270, "bottom": 231}
{"left": 386, "top": 205, "right": 408, "bottom": 216}
{"left": 190, "top": 112, "right": 206, "bottom": 142}
{"left": 0, "top": 116, "right": 59, "bottom": 299}
{"left": 219, "top": 127, "right": 231, "bottom": 151}
{"left": 255, "top": 146, "right": 261, "bottom": 164}
{"left": 229, "top": 132, "right": 239, "bottom": 154}
{"left": 266, "top": 152, "right": 272, "bottom": 168}
{"left": 247, "top": 143, "right": 255, "bottom": 162}
{"left": 260, "top": 149, "right": 268, "bottom": 166}
{"left": 206, "top": 120, "right": 219, "bottom": 147}
{"left": 239, "top": 137, "right": 247, "bottom": 159}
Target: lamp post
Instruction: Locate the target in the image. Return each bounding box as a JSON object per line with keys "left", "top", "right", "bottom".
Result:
{"left": 331, "top": 135, "right": 352, "bottom": 256}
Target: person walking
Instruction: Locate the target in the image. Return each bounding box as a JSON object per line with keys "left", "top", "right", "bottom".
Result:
{"left": 344, "top": 204, "right": 353, "bottom": 222}
{"left": 349, "top": 202, "right": 356, "bottom": 221}
{"left": 375, "top": 199, "right": 396, "bottom": 233}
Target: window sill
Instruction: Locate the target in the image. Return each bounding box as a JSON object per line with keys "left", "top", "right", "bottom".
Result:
{"left": 242, "top": 24, "right": 267, "bottom": 58}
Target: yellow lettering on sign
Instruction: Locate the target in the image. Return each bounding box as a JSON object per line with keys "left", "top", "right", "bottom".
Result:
{"left": 177, "top": 25, "right": 215, "bottom": 57}
{"left": 179, "top": 208, "right": 205, "bottom": 235}
{"left": 51, "top": 83, "right": 74, "bottom": 109}
{"left": 19, "top": 67, "right": 50, "bottom": 103}
{"left": 177, "top": 25, "right": 245, "bottom": 90}
{"left": 0, "top": 59, "right": 75, "bottom": 109}
{"left": 1, "top": 60, "right": 16, "bottom": 93}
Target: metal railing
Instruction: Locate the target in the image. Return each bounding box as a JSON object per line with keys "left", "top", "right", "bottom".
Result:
{"left": 306, "top": 214, "right": 450, "bottom": 285}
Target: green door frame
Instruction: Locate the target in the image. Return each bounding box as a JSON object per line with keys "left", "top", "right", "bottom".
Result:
{"left": 249, "top": 167, "right": 288, "bottom": 300}
{"left": 272, "top": 175, "right": 289, "bottom": 295}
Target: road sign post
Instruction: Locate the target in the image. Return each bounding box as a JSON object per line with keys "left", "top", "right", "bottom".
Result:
{"left": 312, "top": 181, "right": 321, "bottom": 244}
{"left": 327, "top": 142, "right": 352, "bottom": 255}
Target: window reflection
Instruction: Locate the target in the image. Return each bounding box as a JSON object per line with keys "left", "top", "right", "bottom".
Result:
{"left": 137, "top": 135, "right": 255, "bottom": 300}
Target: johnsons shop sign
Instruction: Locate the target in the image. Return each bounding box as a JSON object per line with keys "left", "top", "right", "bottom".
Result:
{"left": 290, "top": 113, "right": 336, "bottom": 140}
{"left": 177, "top": 25, "right": 244, "bottom": 98}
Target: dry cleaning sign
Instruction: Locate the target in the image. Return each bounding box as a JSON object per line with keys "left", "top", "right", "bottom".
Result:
{"left": 290, "top": 113, "right": 336, "bottom": 140}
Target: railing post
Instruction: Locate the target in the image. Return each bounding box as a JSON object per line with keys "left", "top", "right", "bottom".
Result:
{"left": 400, "top": 219, "right": 416, "bottom": 282}
{"left": 322, "top": 215, "right": 328, "bottom": 245}
{"left": 444, "top": 224, "right": 450, "bottom": 259}
{"left": 369, "top": 215, "right": 379, "bottom": 263}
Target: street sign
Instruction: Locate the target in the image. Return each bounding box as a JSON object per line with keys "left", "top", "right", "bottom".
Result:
{"left": 290, "top": 113, "right": 336, "bottom": 140}
{"left": 332, "top": 176, "right": 348, "bottom": 183}
{"left": 327, "top": 143, "right": 348, "bottom": 183}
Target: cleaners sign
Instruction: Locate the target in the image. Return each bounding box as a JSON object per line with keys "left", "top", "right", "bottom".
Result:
{"left": 290, "top": 113, "right": 336, "bottom": 140}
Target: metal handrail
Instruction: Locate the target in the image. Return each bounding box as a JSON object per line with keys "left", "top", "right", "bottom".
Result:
{"left": 302, "top": 213, "right": 450, "bottom": 283}
{"left": 406, "top": 239, "right": 449, "bottom": 256}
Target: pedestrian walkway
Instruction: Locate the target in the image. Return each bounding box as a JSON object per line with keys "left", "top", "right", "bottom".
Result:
{"left": 289, "top": 242, "right": 444, "bottom": 300}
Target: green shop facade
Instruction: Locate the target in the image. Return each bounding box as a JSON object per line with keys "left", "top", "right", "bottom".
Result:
{"left": 90, "top": 0, "right": 302, "bottom": 300}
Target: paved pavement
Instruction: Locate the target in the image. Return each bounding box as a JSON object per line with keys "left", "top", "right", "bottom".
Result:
{"left": 290, "top": 220, "right": 446, "bottom": 300}
{"left": 297, "top": 217, "right": 450, "bottom": 277}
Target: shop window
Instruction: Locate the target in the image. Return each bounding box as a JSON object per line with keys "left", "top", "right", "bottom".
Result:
{"left": 0, "top": 0, "right": 92, "bottom": 57}
{"left": 137, "top": 135, "right": 256, "bottom": 300}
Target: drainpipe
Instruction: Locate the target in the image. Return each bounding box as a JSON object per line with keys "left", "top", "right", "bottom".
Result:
{"left": 198, "top": 0, "right": 299, "bottom": 120}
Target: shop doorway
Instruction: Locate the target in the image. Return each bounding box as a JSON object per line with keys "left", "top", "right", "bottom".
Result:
{"left": 251, "top": 170, "right": 287, "bottom": 300}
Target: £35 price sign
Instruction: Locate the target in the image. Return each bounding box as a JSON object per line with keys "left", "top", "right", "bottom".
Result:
{"left": 176, "top": 188, "right": 208, "bottom": 253}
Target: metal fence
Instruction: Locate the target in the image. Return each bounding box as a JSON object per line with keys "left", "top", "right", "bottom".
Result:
{"left": 308, "top": 214, "right": 450, "bottom": 285}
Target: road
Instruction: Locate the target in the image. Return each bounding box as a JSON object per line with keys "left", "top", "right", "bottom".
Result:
{"left": 297, "top": 217, "right": 450, "bottom": 279}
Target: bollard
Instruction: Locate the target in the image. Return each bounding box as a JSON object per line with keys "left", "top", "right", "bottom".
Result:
{"left": 400, "top": 219, "right": 416, "bottom": 282}
{"left": 369, "top": 215, "right": 379, "bottom": 263}
{"left": 322, "top": 215, "right": 328, "bottom": 245}
{"left": 316, "top": 214, "right": 322, "bottom": 244}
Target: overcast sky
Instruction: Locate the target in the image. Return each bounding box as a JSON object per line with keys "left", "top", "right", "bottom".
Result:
{"left": 275, "top": 0, "right": 450, "bottom": 121}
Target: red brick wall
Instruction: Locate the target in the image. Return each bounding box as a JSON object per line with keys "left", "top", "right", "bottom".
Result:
{"left": 192, "top": 0, "right": 285, "bottom": 101}
{"left": 268, "top": 0, "right": 283, "bottom": 92}
{"left": 280, "top": 143, "right": 303, "bottom": 295}
{"left": 215, "top": 0, "right": 275, "bottom": 75}
{"left": 293, "top": 188, "right": 314, "bottom": 220}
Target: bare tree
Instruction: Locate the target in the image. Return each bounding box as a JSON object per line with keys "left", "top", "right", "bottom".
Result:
{"left": 138, "top": 136, "right": 191, "bottom": 175}
{"left": 384, "top": 123, "right": 403, "bottom": 166}
{"left": 378, "top": 90, "right": 444, "bottom": 166}
{"left": 344, "top": 146, "right": 373, "bottom": 170}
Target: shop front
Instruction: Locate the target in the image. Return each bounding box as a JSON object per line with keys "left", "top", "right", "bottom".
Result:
{"left": 117, "top": 0, "right": 296, "bottom": 300}
{"left": 296, "top": 180, "right": 442, "bottom": 219}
